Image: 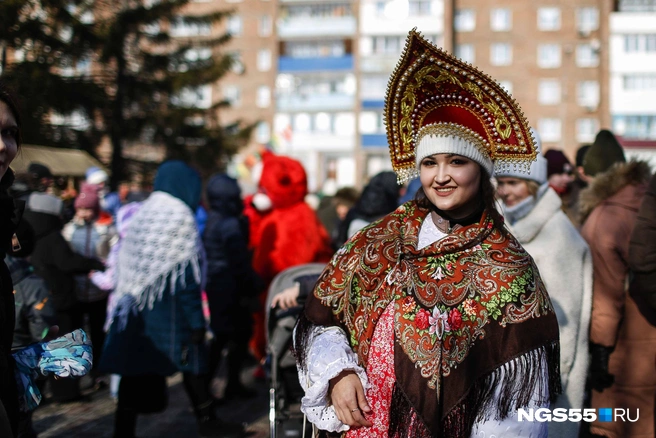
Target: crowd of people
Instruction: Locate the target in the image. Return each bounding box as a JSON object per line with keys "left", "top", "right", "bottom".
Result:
{"left": 0, "top": 29, "right": 655, "bottom": 438}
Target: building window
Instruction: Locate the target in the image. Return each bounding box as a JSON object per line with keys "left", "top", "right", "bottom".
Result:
{"left": 334, "top": 112, "right": 355, "bottom": 135}
{"left": 259, "top": 15, "right": 272, "bottom": 37}
{"left": 230, "top": 51, "right": 244, "bottom": 74}
{"left": 256, "top": 121, "right": 271, "bottom": 143}
{"left": 293, "top": 113, "right": 311, "bottom": 132}
{"left": 624, "top": 34, "right": 656, "bottom": 52}
{"left": 223, "top": 85, "right": 241, "bottom": 107}
{"left": 454, "top": 9, "right": 476, "bottom": 32}
{"left": 538, "top": 79, "right": 561, "bottom": 105}
{"left": 490, "top": 8, "right": 512, "bottom": 32}
{"left": 286, "top": 40, "right": 345, "bottom": 58}
{"left": 409, "top": 0, "right": 431, "bottom": 16}
{"left": 613, "top": 115, "right": 656, "bottom": 139}
{"left": 490, "top": 43, "right": 512, "bottom": 66}
{"left": 618, "top": 0, "right": 656, "bottom": 12}
{"left": 257, "top": 49, "right": 271, "bottom": 71}
{"left": 227, "top": 15, "right": 242, "bottom": 36}
{"left": 498, "top": 80, "right": 513, "bottom": 95}
{"left": 537, "top": 44, "right": 561, "bottom": 68}
{"left": 537, "top": 7, "right": 561, "bottom": 31}
{"left": 360, "top": 111, "right": 385, "bottom": 134}
{"left": 538, "top": 118, "right": 562, "bottom": 142}
{"left": 576, "top": 7, "right": 599, "bottom": 33}
{"left": 371, "top": 36, "right": 402, "bottom": 55}
{"left": 576, "top": 44, "right": 599, "bottom": 67}
{"left": 315, "top": 112, "right": 332, "bottom": 133}
{"left": 576, "top": 118, "right": 599, "bottom": 142}
{"left": 455, "top": 44, "right": 475, "bottom": 64}
{"left": 624, "top": 74, "right": 656, "bottom": 90}
{"left": 170, "top": 18, "right": 211, "bottom": 37}
{"left": 577, "top": 81, "right": 600, "bottom": 109}
{"left": 256, "top": 85, "right": 271, "bottom": 108}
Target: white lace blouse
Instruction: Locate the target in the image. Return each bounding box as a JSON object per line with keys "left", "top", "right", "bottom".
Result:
{"left": 295, "top": 213, "right": 549, "bottom": 437}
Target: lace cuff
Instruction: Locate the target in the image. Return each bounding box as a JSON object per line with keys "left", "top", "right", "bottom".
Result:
{"left": 296, "top": 326, "right": 369, "bottom": 433}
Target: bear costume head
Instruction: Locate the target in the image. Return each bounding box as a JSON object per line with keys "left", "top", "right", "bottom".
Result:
{"left": 257, "top": 152, "right": 308, "bottom": 210}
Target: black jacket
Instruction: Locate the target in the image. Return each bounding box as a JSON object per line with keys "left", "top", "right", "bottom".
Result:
{"left": 23, "top": 210, "right": 103, "bottom": 311}
{"left": 0, "top": 170, "right": 22, "bottom": 434}
{"left": 7, "top": 256, "right": 58, "bottom": 348}
{"left": 202, "top": 174, "right": 260, "bottom": 335}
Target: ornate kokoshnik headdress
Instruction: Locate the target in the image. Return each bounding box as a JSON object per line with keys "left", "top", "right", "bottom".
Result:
{"left": 385, "top": 29, "right": 538, "bottom": 184}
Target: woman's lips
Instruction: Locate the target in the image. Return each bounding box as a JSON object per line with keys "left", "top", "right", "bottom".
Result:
{"left": 434, "top": 187, "right": 456, "bottom": 197}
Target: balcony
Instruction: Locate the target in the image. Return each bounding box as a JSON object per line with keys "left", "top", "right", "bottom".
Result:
{"left": 277, "top": 93, "right": 355, "bottom": 112}
{"left": 279, "top": 55, "right": 354, "bottom": 72}
{"left": 277, "top": 16, "right": 356, "bottom": 38}
{"left": 360, "top": 55, "right": 399, "bottom": 74}
{"left": 362, "top": 134, "right": 388, "bottom": 148}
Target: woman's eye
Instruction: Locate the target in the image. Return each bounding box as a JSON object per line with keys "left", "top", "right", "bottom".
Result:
{"left": 1, "top": 128, "right": 17, "bottom": 139}
{"left": 422, "top": 159, "right": 436, "bottom": 167}
{"left": 451, "top": 159, "right": 466, "bottom": 165}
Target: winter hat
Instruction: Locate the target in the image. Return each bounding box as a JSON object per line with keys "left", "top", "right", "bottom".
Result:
{"left": 385, "top": 30, "right": 539, "bottom": 184}
{"left": 495, "top": 128, "right": 547, "bottom": 184}
{"left": 74, "top": 183, "right": 100, "bottom": 211}
{"left": 583, "top": 129, "right": 626, "bottom": 176}
{"left": 544, "top": 150, "right": 573, "bottom": 177}
{"left": 86, "top": 167, "right": 109, "bottom": 185}
{"left": 27, "top": 162, "right": 53, "bottom": 180}
{"left": 575, "top": 144, "right": 591, "bottom": 168}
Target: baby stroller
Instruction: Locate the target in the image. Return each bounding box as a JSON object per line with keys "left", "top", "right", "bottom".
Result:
{"left": 266, "top": 263, "right": 325, "bottom": 438}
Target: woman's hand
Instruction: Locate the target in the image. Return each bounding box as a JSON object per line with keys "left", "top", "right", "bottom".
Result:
{"left": 328, "top": 370, "right": 372, "bottom": 428}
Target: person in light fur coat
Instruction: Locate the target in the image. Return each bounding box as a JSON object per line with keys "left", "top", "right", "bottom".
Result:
{"left": 496, "top": 131, "right": 592, "bottom": 438}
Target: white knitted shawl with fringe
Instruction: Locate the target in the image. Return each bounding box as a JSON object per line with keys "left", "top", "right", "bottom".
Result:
{"left": 115, "top": 191, "right": 201, "bottom": 313}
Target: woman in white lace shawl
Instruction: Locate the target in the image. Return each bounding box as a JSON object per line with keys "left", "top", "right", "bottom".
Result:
{"left": 100, "top": 161, "right": 244, "bottom": 438}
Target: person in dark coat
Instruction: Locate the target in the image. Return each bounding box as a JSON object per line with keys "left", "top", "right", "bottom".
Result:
{"left": 6, "top": 220, "right": 56, "bottom": 438}
{"left": 0, "top": 82, "right": 26, "bottom": 437}
{"left": 203, "top": 173, "right": 260, "bottom": 399}
{"left": 334, "top": 171, "right": 402, "bottom": 248}
{"left": 22, "top": 190, "right": 104, "bottom": 403}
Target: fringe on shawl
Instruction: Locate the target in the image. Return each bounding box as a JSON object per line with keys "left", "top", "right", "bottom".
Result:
{"left": 389, "top": 384, "right": 433, "bottom": 438}
{"left": 111, "top": 256, "right": 201, "bottom": 332}
{"left": 442, "top": 342, "right": 561, "bottom": 438}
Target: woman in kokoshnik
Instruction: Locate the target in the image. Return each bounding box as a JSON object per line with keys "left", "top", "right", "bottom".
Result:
{"left": 293, "top": 30, "right": 561, "bottom": 438}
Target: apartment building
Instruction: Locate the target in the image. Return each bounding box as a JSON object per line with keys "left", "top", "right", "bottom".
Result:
{"left": 609, "top": 0, "right": 656, "bottom": 163}
{"left": 450, "top": 0, "right": 611, "bottom": 159}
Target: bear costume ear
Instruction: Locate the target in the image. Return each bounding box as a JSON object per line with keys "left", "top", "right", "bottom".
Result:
{"left": 258, "top": 153, "right": 308, "bottom": 209}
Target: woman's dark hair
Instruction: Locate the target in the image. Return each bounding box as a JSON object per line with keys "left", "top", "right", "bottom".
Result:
{"left": 414, "top": 166, "right": 509, "bottom": 237}
{"left": 0, "top": 81, "right": 22, "bottom": 148}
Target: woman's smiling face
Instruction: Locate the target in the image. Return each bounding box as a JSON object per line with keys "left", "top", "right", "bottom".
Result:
{"left": 419, "top": 154, "right": 481, "bottom": 219}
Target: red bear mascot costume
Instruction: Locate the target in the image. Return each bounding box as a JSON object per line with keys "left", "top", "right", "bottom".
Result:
{"left": 245, "top": 152, "right": 333, "bottom": 361}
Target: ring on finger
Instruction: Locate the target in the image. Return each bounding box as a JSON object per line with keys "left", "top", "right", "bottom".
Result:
{"left": 350, "top": 408, "right": 359, "bottom": 412}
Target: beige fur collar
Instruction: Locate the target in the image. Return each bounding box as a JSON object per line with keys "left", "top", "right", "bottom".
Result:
{"left": 578, "top": 160, "right": 651, "bottom": 223}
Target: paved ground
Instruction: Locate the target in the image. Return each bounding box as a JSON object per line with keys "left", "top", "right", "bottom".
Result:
{"left": 31, "top": 365, "right": 292, "bottom": 438}
{"left": 32, "top": 374, "right": 269, "bottom": 438}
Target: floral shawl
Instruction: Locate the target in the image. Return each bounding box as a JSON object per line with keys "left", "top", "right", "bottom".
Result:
{"left": 297, "top": 201, "right": 560, "bottom": 438}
